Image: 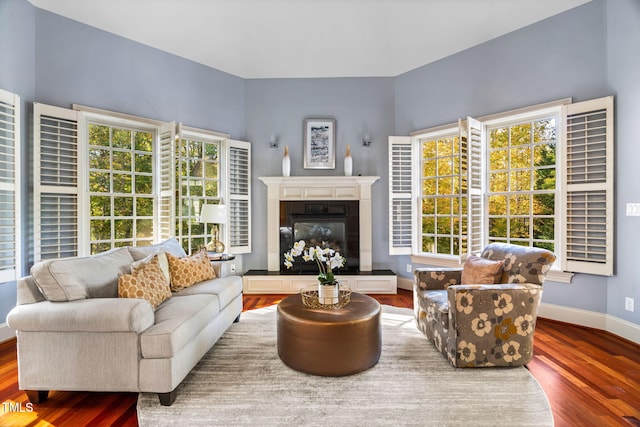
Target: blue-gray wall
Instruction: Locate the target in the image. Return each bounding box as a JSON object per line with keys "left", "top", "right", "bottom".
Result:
{"left": 33, "top": 9, "right": 246, "bottom": 138}
{"left": 1, "top": 0, "right": 638, "bottom": 330}
{"left": 0, "top": 0, "right": 35, "bottom": 324}
{"left": 604, "top": 0, "right": 640, "bottom": 322}
{"left": 244, "top": 77, "right": 395, "bottom": 271}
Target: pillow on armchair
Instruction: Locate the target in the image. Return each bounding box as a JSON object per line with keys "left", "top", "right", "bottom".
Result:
{"left": 460, "top": 255, "right": 504, "bottom": 285}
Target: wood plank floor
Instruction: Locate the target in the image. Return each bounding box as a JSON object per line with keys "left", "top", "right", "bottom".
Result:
{"left": 1, "top": 289, "right": 638, "bottom": 426}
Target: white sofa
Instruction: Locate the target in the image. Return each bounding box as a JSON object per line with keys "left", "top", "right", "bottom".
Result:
{"left": 6, "top": 238, "right": 243, "bottom": 406}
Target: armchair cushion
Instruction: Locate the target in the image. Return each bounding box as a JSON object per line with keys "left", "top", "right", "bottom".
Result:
{"left": 460, "top": 255, "right": 504, "bottom": 285}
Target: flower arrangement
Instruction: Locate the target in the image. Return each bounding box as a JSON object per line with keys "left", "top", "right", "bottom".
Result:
{"left": 283, "top": 240, "right": 346, "bottom": 285}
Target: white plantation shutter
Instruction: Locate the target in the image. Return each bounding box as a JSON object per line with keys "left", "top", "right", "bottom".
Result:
{"left": 158, "top": 122, "right": 176, "bottom": 241}
{"left": 388, "top": 136, "right": 414, "bottom": 255}
{"left": 227, "top": 140, "right": 251, "bottom": 254}
{"left": 0, "top": 89, "right": 21, "bottom": 282}
{"left": 33, "top": 103, "right": 81, "bottom": 261}
{"left": 463, "top": 117, "right": 483, "bottom": 254}
{"left": 562, "top": 96, "right": 614, "bottom": 275}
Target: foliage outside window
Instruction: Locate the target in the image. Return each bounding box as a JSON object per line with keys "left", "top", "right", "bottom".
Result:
{"left": 88, "top": 123, "right": 154, "bottom": 254}
{"left": 419, "top": 134, "right": 467, "bottom": 256}
{"left": 418, "top": 114, "right": 558, "bottom": 257}
{"left": 175, "top": 137, "right": 221, "bottom": 254}
{"left": 486, "top": 117, "right": 556, "bottom": 252}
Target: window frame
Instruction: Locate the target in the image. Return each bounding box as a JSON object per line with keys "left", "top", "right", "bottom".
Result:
{"left": 482, "top": 107, "right": 562, "bottom": 262}
{"left": 84, "top": 118, "right": 158, "bottom": 253}
{"left": 174, "top": 124, "right": 226, "bottom": 254}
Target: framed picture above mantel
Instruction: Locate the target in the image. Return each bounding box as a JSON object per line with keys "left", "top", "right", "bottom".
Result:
{"left": 303, "top": 118, "right": 336, "bottom": 169}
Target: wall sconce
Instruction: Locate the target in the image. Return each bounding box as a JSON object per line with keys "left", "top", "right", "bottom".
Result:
{"left": 362, "top": 133, "right": 372, "bottom": 147}
{"left": 269, "top": 134, "right": 279, "bottom": 148}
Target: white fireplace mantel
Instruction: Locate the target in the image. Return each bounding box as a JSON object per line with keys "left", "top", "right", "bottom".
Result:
{"left": 259, "top": 176, "right": 380, "bottom": 272}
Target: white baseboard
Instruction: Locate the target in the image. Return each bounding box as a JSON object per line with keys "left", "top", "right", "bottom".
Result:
{"left": 538, "top": 303, "right": 640, "bottom": 345}
{"left": 0, "top": 322, "right": 16, "bottom": 343}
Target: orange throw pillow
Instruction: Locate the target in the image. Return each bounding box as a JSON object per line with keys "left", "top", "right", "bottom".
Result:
{"left": 166, "top": 250, "right": 216, "bottom": 292}
{"left": 118, "top": 256, "right": 172, "bottom": 309}
{"left": 460, "top": 255, "right": 504, "bottom": 285}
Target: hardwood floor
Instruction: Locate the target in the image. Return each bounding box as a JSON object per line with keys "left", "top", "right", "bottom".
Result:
{"left": 1, "top": 289, "right": 638, "bottom": 426}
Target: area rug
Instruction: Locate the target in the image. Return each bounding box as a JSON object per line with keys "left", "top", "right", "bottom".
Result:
{"left": 137, "top": 305, "right": 553, "bottom": 426}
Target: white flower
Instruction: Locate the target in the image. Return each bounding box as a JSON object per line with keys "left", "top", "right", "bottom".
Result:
{"left": 282, "top": 240, "right": 346, "bottom": 282}
{"left": 291, "top": 240, "right": 305, "bottom": 256}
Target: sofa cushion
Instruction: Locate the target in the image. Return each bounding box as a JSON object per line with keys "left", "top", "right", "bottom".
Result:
{"left": 173, "top": 275, "right": 243, "bottom": 310}
{"left": 118, "top": 256, "right": 172, "bottom": 310}
{"left": 460, "top": 255, "right": 504, "bottom": 285}
{"left": 166, "top": 250, "right": 216, "bottom": 292}
{"left": 140, "top": 294, "right": 220, "bottom": 358}
{"left": 128, "top": 238, "right": 187, "bottom": 261}
{"left": 31, "top": 247, "right": 134, "bottom": 302}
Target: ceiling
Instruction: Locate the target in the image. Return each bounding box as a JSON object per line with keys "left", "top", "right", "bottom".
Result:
{"left": 28, "top": 0, "right": 592, "bottom": 79}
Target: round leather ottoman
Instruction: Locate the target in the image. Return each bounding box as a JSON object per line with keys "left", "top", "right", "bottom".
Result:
{"left": 277, "top": 292, "right": 381, "bottom": 376}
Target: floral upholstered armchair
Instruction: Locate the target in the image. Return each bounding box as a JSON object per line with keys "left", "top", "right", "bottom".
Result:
{"left": 413, "top": 243, "right": 556, "bottom": 368}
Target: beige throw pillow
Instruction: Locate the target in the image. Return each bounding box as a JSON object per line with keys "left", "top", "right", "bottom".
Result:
{"left": 460, "top": 255, "right": 504, "bottom": 285}
{"left": 166, "top": 250, "right": 216, "bottom": 292}
{"left": 118, "top": 256, "right": 172, "bottom": 309}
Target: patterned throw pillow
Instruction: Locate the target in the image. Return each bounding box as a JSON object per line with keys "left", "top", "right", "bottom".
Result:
{"left": 118, "top": 256, "right": 172, "bottom": 309}
{"left": 131, "top": 252, "right": 171, "bottom": 286}
{"left": 460, "top": 255, "right": 504, "bottom": 285}
{"left": 166, "top": 250, "right": 216, "bottom": 292}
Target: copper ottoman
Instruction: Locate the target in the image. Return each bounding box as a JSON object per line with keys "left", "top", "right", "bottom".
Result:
{"left": 276, "top": 292, "right": 381, "bottom": 376}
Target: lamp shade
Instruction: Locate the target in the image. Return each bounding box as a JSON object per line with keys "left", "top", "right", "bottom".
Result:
{"left": 200, "top": 204, "right": 227, "bottom": 224}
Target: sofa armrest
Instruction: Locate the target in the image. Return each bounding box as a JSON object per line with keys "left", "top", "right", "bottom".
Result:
{"left": 7, "top": 298, "right": 155, "bottom": 333}
{"left": 414, "top": 268, "right": 463, "bottom": 291}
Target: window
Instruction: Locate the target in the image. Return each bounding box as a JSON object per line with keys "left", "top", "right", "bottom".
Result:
{"left": 174, "top": 125, "right": 223, "bottom": 254}
{"left": 0, "top": 88, "right": 21, "bottom": 282}
{"left": 389, "top": 96, "right": 614, "bottom": 277}
{"left": 34, "top": 104, "right": 251, "bottom": 261}
{"left": 485, "top": 115, "right": 557, "bottom": 252}
{"left": 88, "top": 122, "right": 155, "bottom": 253}
{"left": 418, "top": 131, "right": 466, "bottom": 256}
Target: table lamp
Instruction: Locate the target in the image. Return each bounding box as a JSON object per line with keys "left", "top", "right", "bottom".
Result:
{"left": 200, "top": 204, "right": 227, "bottom": 253}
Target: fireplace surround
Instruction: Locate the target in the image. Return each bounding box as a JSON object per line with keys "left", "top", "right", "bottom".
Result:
{"left": 242, "top": 176, "right": 397, "bottom": 294}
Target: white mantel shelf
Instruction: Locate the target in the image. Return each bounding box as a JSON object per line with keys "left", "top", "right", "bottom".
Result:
{"left": 258, "top": 176, "right": 380, "bottom": 201}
